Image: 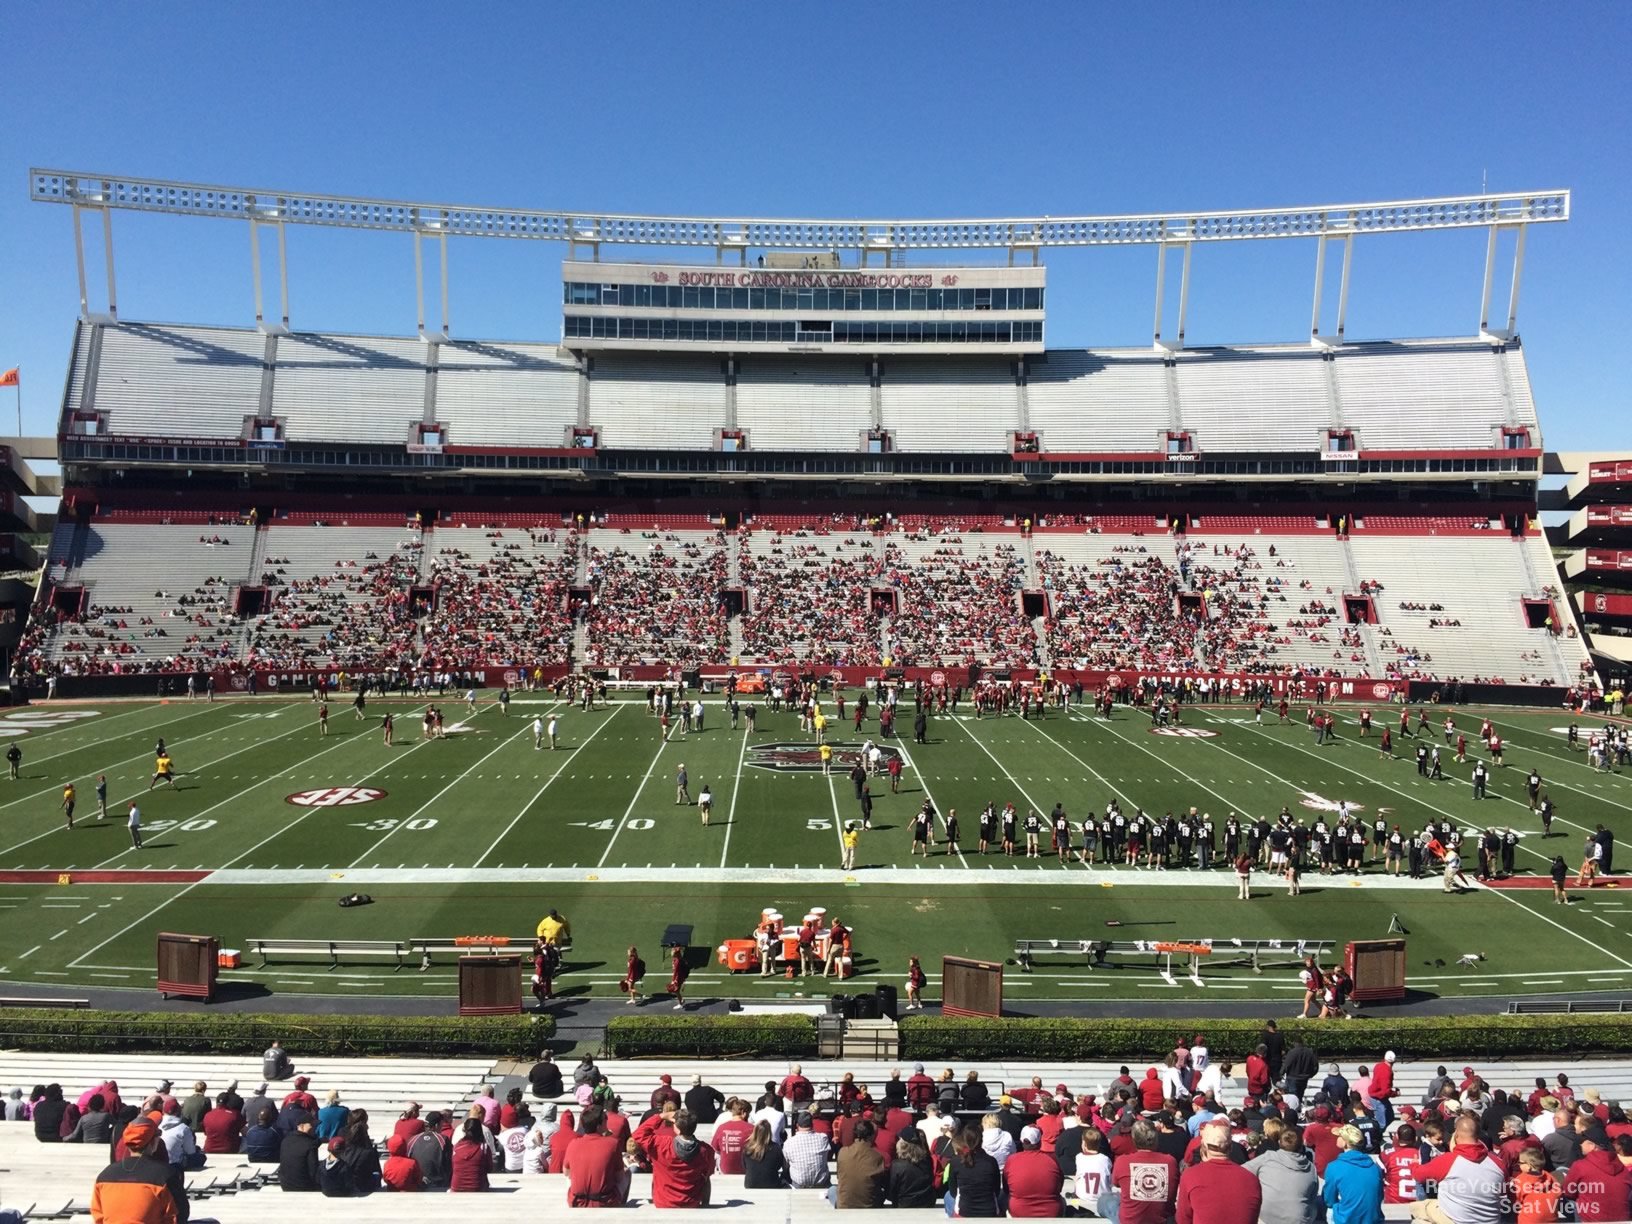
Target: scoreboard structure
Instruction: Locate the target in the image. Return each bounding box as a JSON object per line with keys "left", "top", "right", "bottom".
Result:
{"left": 562, "top": 260, "right": 1045, "bottom": 354}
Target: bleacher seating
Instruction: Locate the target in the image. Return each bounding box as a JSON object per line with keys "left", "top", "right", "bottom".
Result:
{"left": 1026, "top": 350, "right": 1173, "bottom": 452}
{"left": 1174, "top": 347, "right": 1333, "bottom": 452}
{"left": 581, "top": 528, "right": 729, "bottom": 666}
{"left": 4, "top": 1052, "right": 1629, "bottom": 1220}
{"left": 35, "top": 523, "right": 255, "bottom": 674}
{"left": 878, "top": 359, "right": 1017, "bottom": 453}
{"left": 1350, "top": 533, "right": 1590, "bottom": 685}
{"left": 432, "top": 342, "right": 581, "bottom": 448}
{"left": 1333, "top": 340, "right": 1528, "bottom": 451}
{"left": 887, "top": 534, "right": 1036, "bottom": 667}
{"left": 587, "top": 355, "right": 724, "bottom": 450}
{"left": 88, "top": 323, "right": 265, "bottom": 441}
{"left": 738, "top": 529, "right": 884, "bottom": 665}
{"left": 271, "top": 333, "right": 427, "bottom": 446}
{"left": 421, "top": 526, "right": 576, "bottom": 669}
{"left": 248, "top": 525, "right": 423, "bottom": 672}
{"left": 62, "top": 322, "right": 1546, "bottom": 461}
{"left": 735, "top": 358, "right": 872, "bottom": 452}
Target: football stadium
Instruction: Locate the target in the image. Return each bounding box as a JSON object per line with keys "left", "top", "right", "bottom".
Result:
{"left": 4, "top": 165, "right": 1632, "bottom": 1219}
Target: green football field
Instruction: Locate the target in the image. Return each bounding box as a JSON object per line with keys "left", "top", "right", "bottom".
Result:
{"left": 0, "top": 692, "right": 1629, "bottom": 1007}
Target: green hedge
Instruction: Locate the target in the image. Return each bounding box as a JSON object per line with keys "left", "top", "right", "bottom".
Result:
{"left": 0, "top": 1009, "right": 553, "bottom": 1057}
{"left": 898, "top": 1015, "right": 1632, "bottom": 1061}
{"left": 605, "top": 1014, "right": 817, "bottom": 1059}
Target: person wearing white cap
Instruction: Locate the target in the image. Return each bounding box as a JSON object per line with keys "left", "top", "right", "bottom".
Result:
{"left": 1369, "top": 1051, "right": 1398, "bottom": 1130}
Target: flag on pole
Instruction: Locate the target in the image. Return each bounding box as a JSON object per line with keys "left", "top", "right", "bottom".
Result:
{"left": 0, "top": 368, "right": 17, "bottom": 388}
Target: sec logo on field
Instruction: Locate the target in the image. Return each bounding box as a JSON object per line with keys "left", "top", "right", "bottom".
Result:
{"left": 285, "top": 787, "right": 388, "bottom": 807}
{"left": 1147, "top": 727, "right": 1219, "bottom": 738}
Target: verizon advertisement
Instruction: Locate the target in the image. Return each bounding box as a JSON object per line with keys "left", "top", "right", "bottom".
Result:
{"left": 1585, "top": 506, "right": 1632, "bottom": 527}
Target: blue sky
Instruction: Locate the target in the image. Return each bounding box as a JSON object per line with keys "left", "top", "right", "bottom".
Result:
{"left": 2, "top": 2, "right": 1628, "bottom": 450}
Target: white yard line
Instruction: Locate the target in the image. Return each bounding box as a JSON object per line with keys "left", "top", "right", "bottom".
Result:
{"left": 1216, "top": 719, "right": 1580, "bottom": 874}
{"left": 0, "top": 704, "right": 367, "bottom": 864}
{"left": 717, "top": 724, "right": 752, "bottom": 869}
{"left": 1208, "top": 720, "right": 1632, "bottom": 967}
{"left": 474, "top": 703, "right": 611, "bottom": 867}
{"left": 0, "top": 705, "right": 233, "bottom": 826}
{"left": 595, "top": 729, "right": 673, "bottom": 869}
{"left": 894, "top": 738, "right": 969, "bottom": 867}
{"left": 1481, "top": 886, "right": 1632, "bottom": 970}
{"left": 69, "top": 714, "right": 444, "bottom": 968}
{"left": 948, "top": 717, "right": 1050, "bottom": 813}
{"left": 351, "top": 709, "right": 515, "bottom": 866}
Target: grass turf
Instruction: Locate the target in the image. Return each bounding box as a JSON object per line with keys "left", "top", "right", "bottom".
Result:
{"left": 1, "top": 693, "right": 1629, "bottom": 1005}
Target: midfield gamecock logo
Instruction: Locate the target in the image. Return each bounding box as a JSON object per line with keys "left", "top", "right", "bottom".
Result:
{"left": 745, "top": 742, "right": 904, "bottom": 773}
{"left": 285, "top": 787, "right": 388, "bottom": 807}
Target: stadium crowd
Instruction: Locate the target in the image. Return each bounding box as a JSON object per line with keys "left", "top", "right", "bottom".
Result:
{"left": 12, "top": 1039, "right": 1632, "bottom": 1219}
{"left": 582, "top": 532, "right": 731, "bottom": 667}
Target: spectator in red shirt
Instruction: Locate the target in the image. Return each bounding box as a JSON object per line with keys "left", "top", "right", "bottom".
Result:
{"left": 1179, "top": 1119, "right": 1262, "bottom": 1224}
{"left": 906, "top": 1063, "right": 936, "bottom": 1112}
{"left": 1006, "top": 1125, "right": 1066, "bottom": 1217}
{"left": 779, "top": 1065, "right": 814, "bottom": 1114}
{"left": 202, "top": 1093, "right": 244, "bottom": 1154}
{"left": 1246, "top": 1046, "right": 1273, "bottom": 1099}
{"left": 713, "top": 1098, "right": 752, "bottom": 1175}
{"left": 646, "top": 1109, "right": 715, "bottom": 1208}
{"left": 1036, "top": 1097, "right": 1066, "bottom": 1153}
{"left": 381, "top": 1134, "right": 422, "bottom": 1191}
{"left": 1112, "top": 1119, "right": 1179, "bottom": 1224}
{"left": 1304, "top": 1105, "right": 1343, "bottom": 1175}
{"left": 1565, "top": 1128, "right": 1631, "bottom": 1222}
{"left": 545, "top": 1109, "right": 576, "bottom": 1175}
{"left": 1140, "top": 1069, "right": 1165, "bottom": 1112}
{"left": 391, "top": 1102, "right": 425, "bottom": 1144}
{"left": 563, "top": 1103, "right": 629, "bottom": 1209}
{"left": 649, "top": 1074, "right": 681, "bottom": 1113}
{"left": 281, "top": 1076, "right": 317, "bottom": 1115}
{"left": 448, "top": 1117, "right": 491, "bottom": 1192}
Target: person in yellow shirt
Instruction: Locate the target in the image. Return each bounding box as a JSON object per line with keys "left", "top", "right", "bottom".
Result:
{"left": 61, "top": 781, "right": 76, "bottom": 830}
{"left": 819, "top": 743, "right": 833, "bottom": 776}
{"left": 813, "top": 711, "right": 827, "bottom": 744}
{"left": 536, "top": 909, "right": 571, "bottom": 948}
{"left": 150, "top": 753, "right": 175, "bottom": 790}
{"left": 841, "top": 822, "right": 860, "bottom": 871}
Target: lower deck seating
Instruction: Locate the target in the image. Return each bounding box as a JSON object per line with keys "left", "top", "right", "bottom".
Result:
{"left": 34, "top": 523, "right": 256, "bottom": 675}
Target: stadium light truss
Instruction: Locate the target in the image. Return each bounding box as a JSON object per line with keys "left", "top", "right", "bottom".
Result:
{"left": 29, "top": 169, "right": 1569, "bottom": 345}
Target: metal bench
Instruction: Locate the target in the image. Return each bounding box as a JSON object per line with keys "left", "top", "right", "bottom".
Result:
{"left": 1015, "top": 937, "right": 1335, "bottom": 984}
{"left": 409, "top": 936, "right": 540, "bottom": 967}
{"left": 248, "top": 938, "right": 408, "bottom": 970}
{"left": 0, "top": 996, "right": 90, "bottom": 1009}
{"left": 1507, "top": 999, "right": 1632, "bottom": 1015}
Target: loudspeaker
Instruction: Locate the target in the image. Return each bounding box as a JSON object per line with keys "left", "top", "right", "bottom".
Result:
{"left": 854, "top": 993, "right": 881, "bottom": 1020}
{"left": 875, "top": 983, "right": 898, "bottom": 1021}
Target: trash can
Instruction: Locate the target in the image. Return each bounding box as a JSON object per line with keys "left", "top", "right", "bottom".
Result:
{"left": 875, "top": 983, "right": 898, "bottom": 1022}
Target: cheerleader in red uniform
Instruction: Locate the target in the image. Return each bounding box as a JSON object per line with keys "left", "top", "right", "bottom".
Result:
{"left": 620, "top": 945, "right": 645, "bottom": 1005}
{"left": 668, "top": 946, "right": 690, "bottom": 1011}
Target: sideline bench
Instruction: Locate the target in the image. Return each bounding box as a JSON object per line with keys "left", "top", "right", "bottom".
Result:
{"left": 1508, "top": 999, "right": 1632, "bottom": 1015}
{"left": 248, "top": 938, "right": 408, "bottom": 970}
{"left": 1015, "top": 937, "right": 1335, "bottom": 983}
{"left": 0, "top": 995, "right": 90, "bottom": 1009}
{"left": 410, "top": 936, "right": 543, "bottom": 967}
